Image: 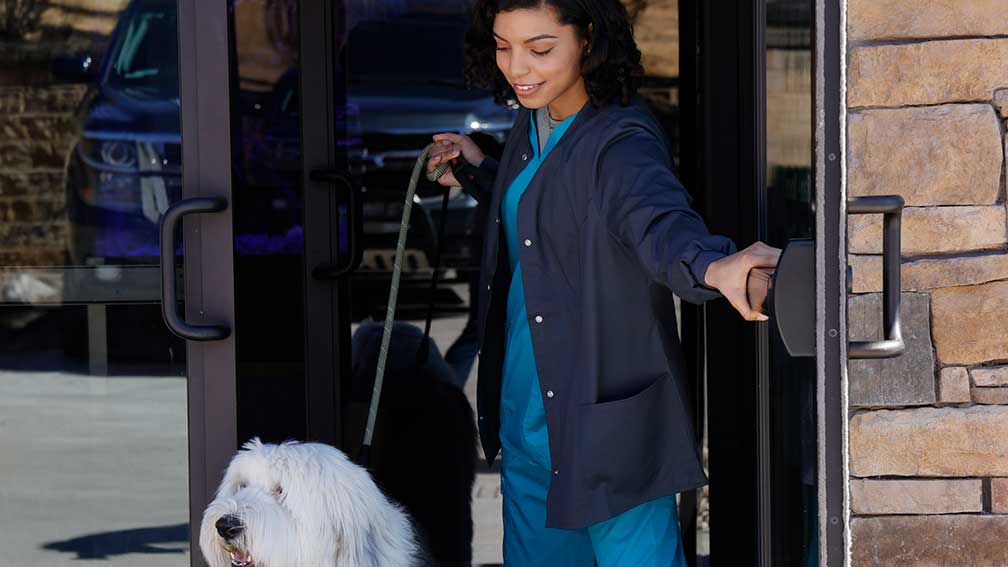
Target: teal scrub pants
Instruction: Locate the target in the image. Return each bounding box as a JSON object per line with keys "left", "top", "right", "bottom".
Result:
{"left": 498, "top": 110, "right": 688, "bottom": 567}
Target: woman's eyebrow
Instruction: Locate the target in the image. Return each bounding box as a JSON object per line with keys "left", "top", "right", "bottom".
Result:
{"left": 493, "top": 32, "right": 558, "bottom": 43}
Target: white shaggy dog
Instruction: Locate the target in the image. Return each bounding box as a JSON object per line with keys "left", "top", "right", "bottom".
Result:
{"left": 200, "top": 438, "right": 423, "bottom": 567}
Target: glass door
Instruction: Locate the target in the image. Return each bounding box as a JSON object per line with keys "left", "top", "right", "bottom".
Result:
{"left": 694, "top": 0, "right": 821, "bottom": 565}
{"left": 0, "top": 0, "right": 237, "bottom": 565}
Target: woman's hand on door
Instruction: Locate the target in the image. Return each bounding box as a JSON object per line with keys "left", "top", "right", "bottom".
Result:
{"left": 704, "top": 242, "right": 782, "bottom": 321}
{"left": 427, "top": 133, "right": 486, "bottom": 188}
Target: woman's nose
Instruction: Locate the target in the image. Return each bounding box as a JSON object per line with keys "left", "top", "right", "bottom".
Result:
{"left": 507, "top": 50, "right": 530, "bottom": 78}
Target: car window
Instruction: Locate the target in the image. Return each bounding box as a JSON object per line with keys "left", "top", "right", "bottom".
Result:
{"left": 346, "top": 17, "right": 467, "bottom": 84}
{"left": 106, "top": 2, "right": 180, "bottom": 100}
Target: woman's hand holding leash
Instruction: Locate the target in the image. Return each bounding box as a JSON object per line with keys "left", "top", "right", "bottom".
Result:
{"left": 427, "top": 133, "right": 485, "bottom": 188}
{"left": 704, "top": 242, "right": 782, "bottom": 322}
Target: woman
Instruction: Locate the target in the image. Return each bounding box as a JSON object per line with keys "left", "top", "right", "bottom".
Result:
{"left": 428, "top": 1, "right": 780, "bottom": 565}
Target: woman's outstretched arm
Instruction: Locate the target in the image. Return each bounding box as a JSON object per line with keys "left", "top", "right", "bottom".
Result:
{"left": 595, "top": 125, "right": 778, "bottom": 319}
{"left": 595, "top": 126, "right": 735, "bottom": 303}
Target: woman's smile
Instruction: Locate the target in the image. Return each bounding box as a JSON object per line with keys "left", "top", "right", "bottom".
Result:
{"left": 513, "top": 81, "right": 545, "bottom": 96}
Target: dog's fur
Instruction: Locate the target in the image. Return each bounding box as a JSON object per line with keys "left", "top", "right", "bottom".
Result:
{"left": 201, "top": 322, "right": 478, "bottom": 567}
{"left": 200, "top": 438, "right": 423, "bottom": 567}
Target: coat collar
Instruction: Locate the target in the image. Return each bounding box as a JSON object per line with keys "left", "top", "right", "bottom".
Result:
{"left": 513, "top": 98, "right": 602, "bottom": 148}
{"left": 492, "top": 96, "right": 644, "bottom": 210}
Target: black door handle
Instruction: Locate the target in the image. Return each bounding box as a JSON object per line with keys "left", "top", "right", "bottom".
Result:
{"left": 746, "top": 194, "right": 905, "bottom": 360}
{"left": 159, "top": 197, "right": 231, "bottom": 341}
{"left": 847, "top": 195, "right": 905, "bottom": 359}
{"left": 310, "top": 168, "right": 363, "bottom": 279}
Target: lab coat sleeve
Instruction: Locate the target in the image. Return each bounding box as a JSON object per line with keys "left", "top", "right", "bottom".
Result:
{"left": 595, "top": 127, "right": 737, "bottom": 304}
{"left": 457, "top": 155, "right": 499, "bottom": 203}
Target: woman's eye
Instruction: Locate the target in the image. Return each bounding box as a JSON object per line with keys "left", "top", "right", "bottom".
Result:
{"left": 491, "top": 46, "right": 548, "bottom": 56}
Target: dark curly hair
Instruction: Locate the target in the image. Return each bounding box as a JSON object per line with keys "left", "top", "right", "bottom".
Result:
{"left": 464, "top": 0, "right": 644, "bottom": 108}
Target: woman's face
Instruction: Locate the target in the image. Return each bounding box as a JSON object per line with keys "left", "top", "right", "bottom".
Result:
{"left": 492, "top": 5, "right": 587, "bottom": 112}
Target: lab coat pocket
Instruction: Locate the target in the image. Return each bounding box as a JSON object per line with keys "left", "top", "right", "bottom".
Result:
{"left": 574, "top": 371, "right": 676, "bottom": 494}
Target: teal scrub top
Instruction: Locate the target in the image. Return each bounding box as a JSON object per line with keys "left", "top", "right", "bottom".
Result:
{"left": 499, "top": 108, "right": 578, "bottom": 470}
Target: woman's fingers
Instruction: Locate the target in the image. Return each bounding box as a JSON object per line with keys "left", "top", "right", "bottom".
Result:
{"left": 744, "top": 242, "right": 782, "bottom": 268}
{"left": 426, "top": 140, "right": 461, "bottom": 173}
{"left": 725, "top": 286, "right": 767, "bottom": 322}
{"left": 432, "top": 132, "right": 485, "bottom": 167}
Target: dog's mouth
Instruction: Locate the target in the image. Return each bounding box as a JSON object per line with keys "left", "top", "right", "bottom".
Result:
{"left": 226, "top": 547, "right": 253, "bottom": 567}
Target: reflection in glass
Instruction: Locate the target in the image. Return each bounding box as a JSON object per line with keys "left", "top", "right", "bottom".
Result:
{"left": 0, "top": 0, "right": 188, "bottom": 564}
{"left": 228, "top": 0, "right": 308, "bottom": 444}
{"left": 766, "top": 0, "right": 817, "bottom": 565}
{"left": 339, "top": 2, "right": 505, "bottom": 565}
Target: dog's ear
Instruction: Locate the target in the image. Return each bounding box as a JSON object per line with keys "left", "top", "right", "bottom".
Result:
{"left": 241, "top": 437, "right": 264, "bottom": 452}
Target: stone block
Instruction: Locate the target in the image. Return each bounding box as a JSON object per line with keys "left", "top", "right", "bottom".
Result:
{"left": 0, "top": 249, "right": 67, "bottom": 266}
{"left": 848, "top": 0, "right": 1008, "bottom": 41}
{"left": 848, "top": 105, "right": 1002, "bottom": 206}
{"left": 850, "top": 478, "right": 981, "bottom": 515}
{"left": 846, "top": 254, "right": 1008, "bottom": 294}
{"left": 22, "top": 85, "right": 87, "bottom": 114}
{"left": 973, "top": 387, "right": 1008, "bottom": 405}
{"left": 848, "top": 254, "right": 882, "bottom": 294}
{"left": 850, "top": 406, "right": 1008, "bottom": 477}
{"left": 993, "top": 478, "right": 1008, "bottom": 514}
{"left": 0, "top": 88, "right": 23, "bottom": 114}
{"left": 938, "top": 367, "right": 971, "bottom": 404}
{"left": 0, "top": 172, "right": 63, "bottom": 198}
{"left": 849, "top": 39, "right": 1008, "bottom": 108}
{"left": 849, "top": 293, "right": 935, "bottom": 407}
{"left": 902, "top": 254, "right": 1008, "bottom": 292}
{"left": 932, "top": 281, "right": 1008, "bottom": 365}
{"left": 0, "top": 142, "right": 32, "bottom": 169}
{"left": 848, "top": 206, "right": 1006, "bottom": 256}
{"left": 973, "top": 366, "right": 1008, "bottom": 387}
{"left": 0, "top": 142, "right": 66, "bottom": 171}
{"left": 0, "top": 222, "right": 66, "bottom": 251}
{"left": 0, "top": 198, "right": 65, "bottom": 224}
{"left": 851, "top": 515, "right": 1008, "bottom": 566}
{"left": 0, "top": 115, "right": 78, "bottom": 143}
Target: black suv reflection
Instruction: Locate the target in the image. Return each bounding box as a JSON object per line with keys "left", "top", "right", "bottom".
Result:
{"left": 63, "top": 0, "right": 515, "bottom": 293}
{"left": 63, "top": 0, "right": 182, "bottom": 263}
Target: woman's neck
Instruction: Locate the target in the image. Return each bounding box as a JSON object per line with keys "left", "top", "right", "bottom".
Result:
{"left": 547, "top": 78, "right": 589, "bottom": 121}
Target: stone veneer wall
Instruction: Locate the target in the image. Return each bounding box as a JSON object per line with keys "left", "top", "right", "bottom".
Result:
{"left": 845, "top": 1, "right": 1008, "bottom": 565}
{"left": 0, "top": 84, "right": 84, "bottom": 267}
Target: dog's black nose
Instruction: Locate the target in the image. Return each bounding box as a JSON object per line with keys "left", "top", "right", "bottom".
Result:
{"left": 215, "top": 515, "right": 244, "bottom": 540}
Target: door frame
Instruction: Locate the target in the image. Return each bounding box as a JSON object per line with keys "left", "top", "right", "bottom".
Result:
{"left": 274, "top": 0, "right": 851, "bottom": 564}
{"left": 177, "top": 0, "right": 239, "bottom": 563}
{"left": 816, "top": 0, "right": 847, "bottom": 564}
{"left": 299, "top": 0, "right": 345, "bottom": 448}
{"left": 695, "top": 0, "right": 847, "bottom": 565}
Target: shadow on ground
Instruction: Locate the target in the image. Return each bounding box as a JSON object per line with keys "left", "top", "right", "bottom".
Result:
{"left": 41, "top": 523, "right": 188, "bottom": 559}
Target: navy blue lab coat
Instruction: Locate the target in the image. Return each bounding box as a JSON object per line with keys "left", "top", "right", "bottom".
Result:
{"left": 462, "top": 95, "right": 738, "bottom": 529}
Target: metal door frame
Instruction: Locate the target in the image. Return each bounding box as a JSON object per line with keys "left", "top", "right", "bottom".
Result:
{"left": 816, "top": 0, "right": 848, "bottom": 564}
{"left": 696, "top": 0, "right": 847, "bottom": 564}
{"left": 177, "top": 0, "right": 239, "bottom": 563}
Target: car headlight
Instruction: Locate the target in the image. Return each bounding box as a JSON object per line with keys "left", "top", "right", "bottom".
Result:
{"left": 78, "top": 138, "right": 139, "bottom": 173}
{"left": 99, "top": 140, "right": 137, "bottom": 168}
{"left": 463, "top": 112, "right": 512, "bottom": 134}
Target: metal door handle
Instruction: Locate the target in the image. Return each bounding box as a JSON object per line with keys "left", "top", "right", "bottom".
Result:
{"left": 310, "top": 168, "right": 363, "bottom": 279}
{"left": 159, "top": 197, "right": 231, "bottom": 341}
{"left": 847, "top": 195, "right": 905, "bottom": 359}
